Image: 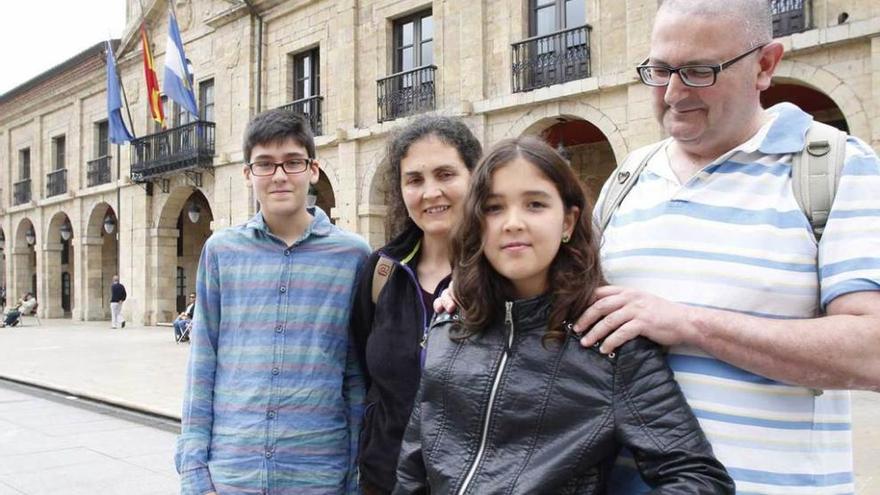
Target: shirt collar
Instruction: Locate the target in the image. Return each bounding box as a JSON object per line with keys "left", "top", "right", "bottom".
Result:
{"left": 757, "top": 102, "right": 814, "bottom": 155}
{"left": 245, "top": 206, "right": 334, "bottom": 241}
{"left": 646, "top": 102, "right": 812, "bottom": 179}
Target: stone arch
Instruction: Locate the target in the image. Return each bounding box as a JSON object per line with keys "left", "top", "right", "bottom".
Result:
{"left": 155, "top": 186, "right": 211, "bottom": 230}
{"left": 360, "top": 149, "right": 389, "bottom": 207}
{"left": 515, "top": 111, "right": 622, "bottom": 201}
{"left": 772, "top": 60, "right": 870, "bottom": 141}
{"left": 313, "top": 169, "right": 337, "bottom": 221}
{"left": 358, "top": 148, "right": 391, "bottom": 247}
{"left": 151, "top": 186, "right": 215, "bottom": 321}
{"left": 82, "top": 202, "right": 118, "bottom": 320}
{"left": 12, "top": 218, "right": 38, "bottom": 307}
{"left": 44, "top": 211, "right": 75, "bottom": 318}
{"left": 500, "top": 101, "right": 630, "bottom": 166}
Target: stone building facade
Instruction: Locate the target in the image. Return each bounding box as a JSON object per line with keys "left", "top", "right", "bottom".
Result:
{"left": 1, "top": 0, "right": 878, "bottom": 324}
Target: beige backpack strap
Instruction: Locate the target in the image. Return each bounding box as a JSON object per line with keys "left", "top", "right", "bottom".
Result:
{"left": 371, "top": 255, "right": 396, "bottom": 305}
{"left": 598, "top": 141, "right": 666, "bottom": 233}
{"left": 790, "top": 122, "right": 847, "bottom": 240}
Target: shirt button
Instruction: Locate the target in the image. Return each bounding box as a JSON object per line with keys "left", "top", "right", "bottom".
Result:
{"left": 284, "top": 249, "right": 291, "bottom": 256}
{"left": 267, "top": 410, "right": 276, "bottom": 419}
{"left": 272, "top": 368, "right": 280, "bottom": 375}
{"left": 275, "top": 325, "right": 283, "bottom": 333}
{"left": 279, "top": 286, "right": 287, "bottom": 293}
{"left": 265, "top": 450, "right": 273, "bottom": 459}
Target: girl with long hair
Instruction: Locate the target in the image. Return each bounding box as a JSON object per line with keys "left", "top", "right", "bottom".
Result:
{"left": 394, "top": 136, "right": 733, "bottom": 494}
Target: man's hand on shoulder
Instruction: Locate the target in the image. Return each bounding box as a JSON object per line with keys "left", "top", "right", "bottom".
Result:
{"left": 573, "top": 285, "right": 699, "bottom": 354}
{"left": 433, "top": 282, "right": 458, "bottom": 314}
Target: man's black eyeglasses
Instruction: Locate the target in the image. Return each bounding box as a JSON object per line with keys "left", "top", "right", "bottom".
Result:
{"left": 248, "top": 158, "right": 313, "bottom": 176}
{"left": 636, "top": 44, "right": 766, "bottom": 88}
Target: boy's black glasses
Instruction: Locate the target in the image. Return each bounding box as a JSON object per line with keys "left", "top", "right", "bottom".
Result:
{"left": 248, "top": 158, "right": 313, "bottom": 176}
{"left": 636, "top": 44, "right": 766, "bottom": 88}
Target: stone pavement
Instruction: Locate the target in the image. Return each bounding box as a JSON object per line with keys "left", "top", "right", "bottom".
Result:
{"left": 0, "top": 381, "right": 178, "bottom": 494}
{"left": 0, "top": 318, "right": 877, "bottom": 492}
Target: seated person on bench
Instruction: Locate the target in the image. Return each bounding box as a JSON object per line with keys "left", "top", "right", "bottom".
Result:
{"left": 174, "top": 293, "right": 196, "bottom": 341}
{"left": 1, "top": 293, "right": 37, "bottom": 327}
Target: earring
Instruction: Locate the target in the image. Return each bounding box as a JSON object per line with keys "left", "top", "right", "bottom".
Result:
{"left": 562, "top": 234, "right": 570, "bottom": 243}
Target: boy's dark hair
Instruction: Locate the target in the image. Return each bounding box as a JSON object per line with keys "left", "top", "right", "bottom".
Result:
{"left": 385, "top": 116, "right": 483, "bottom": 238}
{"left": 243, "top": 108, "right": 316, "bottom": 163}
{"left": 451, "top": 136, "right": 605, "bottom": 345}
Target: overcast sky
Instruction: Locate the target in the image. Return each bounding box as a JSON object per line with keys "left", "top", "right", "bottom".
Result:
{"left": 0, "top": 0, "right": 127, "bottom": 94}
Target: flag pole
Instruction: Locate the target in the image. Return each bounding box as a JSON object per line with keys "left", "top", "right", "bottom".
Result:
{"left": 111, "top": 40, "right": 138, "bottom": 140}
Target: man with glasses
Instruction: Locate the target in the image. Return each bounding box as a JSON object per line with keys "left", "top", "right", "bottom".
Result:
{"left": 573, "top": 0, "right": 880, "bottom": 493}
{"left": 173, "top": 292, "right": 196, "bottom": 342}
{"left": 175, "top": 109, "right": 370, "bottom": 494}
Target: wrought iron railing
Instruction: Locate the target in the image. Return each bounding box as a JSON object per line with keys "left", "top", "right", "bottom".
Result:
{"left": 46, "top": 169, "right": 68, "bottom": 197}
{"left": 377, "top": 65, "right": 437, "bottom": 123}
{"left": 87, "top": 155, "right": 113, "bottom": 187}
{"left": 130, "top": 121, "right": 215, "bottom": 182}
{"left": 279, "top": 95, "right": 323, "bottom": 136}
{"left": 13, "top": 179, "right": 31, "bottom": 205}
{"left": 771, "top": 0, "right": 810, "bottom": 37}
{"left": 512, "top": 25, "right": 592, "bottom": 93}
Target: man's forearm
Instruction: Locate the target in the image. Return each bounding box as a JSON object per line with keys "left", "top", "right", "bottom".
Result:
{"left": 687, "top": 307, "right": 880, "bottom": 391}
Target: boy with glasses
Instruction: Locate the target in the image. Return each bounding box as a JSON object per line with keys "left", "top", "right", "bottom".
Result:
{"left": 175, "top": 109, "right": 370, "bottom": 494}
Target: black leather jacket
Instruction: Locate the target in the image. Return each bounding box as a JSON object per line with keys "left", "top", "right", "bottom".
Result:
{"left": 394, "top": 295, "right": 734, "bottom": 494}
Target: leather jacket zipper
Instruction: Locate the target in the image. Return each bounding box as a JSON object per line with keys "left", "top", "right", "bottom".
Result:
{"left": 457, "top": 301, "right": 515, "bottom": 495}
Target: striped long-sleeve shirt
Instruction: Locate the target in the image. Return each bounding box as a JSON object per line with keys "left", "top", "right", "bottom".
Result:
{"left": 175, "top": 208, "right": 370, "bottom": 495}
{"left": 601, "top": 102, "right": 880, "bottom": 495}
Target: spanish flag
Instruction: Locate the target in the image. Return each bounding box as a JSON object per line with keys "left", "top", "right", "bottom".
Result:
{"left": 140, "top": 23, "right": 165, "bottom": 127}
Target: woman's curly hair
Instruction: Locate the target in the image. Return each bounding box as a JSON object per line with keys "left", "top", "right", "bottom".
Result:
{"left": 384, "top": 116, "right": 483, "bottom": 239}
{"left": 451, "top": 135, "right": 606, "bottom": 344}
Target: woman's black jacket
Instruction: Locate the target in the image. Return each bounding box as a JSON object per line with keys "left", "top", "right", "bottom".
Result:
{"left": 393, "top": 294, "right": 734, "bottom": 495}
{"left": 350, "top": 224, "right": 451, "bottom": 493}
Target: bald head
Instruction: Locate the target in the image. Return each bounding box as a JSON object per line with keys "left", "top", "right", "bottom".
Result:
{"left": 657, "top": 0, "right": 772, "bottom": 48}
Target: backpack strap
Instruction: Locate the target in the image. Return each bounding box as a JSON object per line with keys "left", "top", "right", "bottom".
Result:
{"left": 598, "top": 141, "right": 666, "bottom": 233}
{"left": 371, "top": 255, "right": 396, "bottom": 305}
{"left": 790, "top": 121, "right": 847, "bottom": 241}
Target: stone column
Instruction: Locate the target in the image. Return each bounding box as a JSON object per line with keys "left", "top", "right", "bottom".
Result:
{"left": 11, "top": 247, "right": 32, "bottom": 309}
{"left": 80, "top": 235, "right": 106, "bottom": 320}
{"left": 357, "top": 204, "right": 388, "bottom": 250}
{"left": 41, "top": 242, "right": 64, "bottom": 318}
{"left": 148, "top": 227, "right": 179, "bottom": 325}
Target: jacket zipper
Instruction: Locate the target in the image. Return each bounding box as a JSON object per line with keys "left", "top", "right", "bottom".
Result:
{"left": 457, "top": 301, "right": 515, "bottom": 495}
{"left": 396, "top": 262, "right": 431, "bottom": 367}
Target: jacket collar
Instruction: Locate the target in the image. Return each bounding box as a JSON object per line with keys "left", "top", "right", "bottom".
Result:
{"left": 379, "top": 222, "right": 424, "bottom": 264}
{"left": 506, "top": 293, "right": 553, "bottom": 331}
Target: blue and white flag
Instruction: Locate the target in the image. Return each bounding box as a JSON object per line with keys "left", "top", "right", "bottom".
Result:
{"left": 162, "top": 9, "right": 199, "bottom": 116}
{"left": 106, "top": 41, "right": 134, "bottom": 144}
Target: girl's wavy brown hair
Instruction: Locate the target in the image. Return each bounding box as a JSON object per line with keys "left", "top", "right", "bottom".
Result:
{"left": 451, "top": 136, "right": 606, "bottom": 344}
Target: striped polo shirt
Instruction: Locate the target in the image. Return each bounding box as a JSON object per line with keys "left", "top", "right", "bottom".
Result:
{"left": 601, "top": 103, "right": 880, "bottom": 494}
{"left": 175, "top": 207, "right": 370, "bottom": 495}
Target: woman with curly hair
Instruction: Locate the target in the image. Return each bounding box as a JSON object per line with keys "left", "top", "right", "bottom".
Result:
{"left": 350, "top": 115, "right": 482, "bottom": 495}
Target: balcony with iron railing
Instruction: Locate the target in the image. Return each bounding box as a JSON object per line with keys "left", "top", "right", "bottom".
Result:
{"left": 13, "top": 179, "right": 31, "bottom": 206}
{"left": 771, "top": 0, "right": 810, "bottom": 37}
{"left": 130, "top": 121, "right": 215, "bottom": 182}
{"left": 377, "top": 65, "right": 437, "bottom": 123}
{"left": 87, "top": 155, "right": 113, "bottom": 187}
{"left": 279, "top": 95, "right": 323, "bottom": 136}
{"left": 512, "top": 25, "right": 592, "bottom": 93}
{"left": 46, "top": 169, "right": 68, "bottom": 197}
